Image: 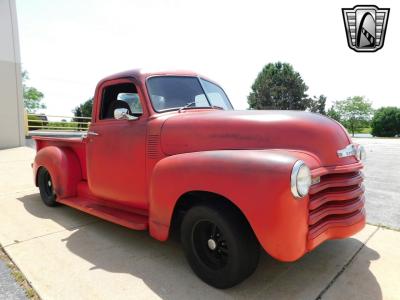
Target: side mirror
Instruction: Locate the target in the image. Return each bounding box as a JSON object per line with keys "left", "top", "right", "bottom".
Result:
{"left": 114, "top": 108, "right": 138, "bottom": 121}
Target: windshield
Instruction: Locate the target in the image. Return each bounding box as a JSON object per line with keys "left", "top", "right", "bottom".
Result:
{"left": 147, "top": 76, "right": 233, "bottom": 112}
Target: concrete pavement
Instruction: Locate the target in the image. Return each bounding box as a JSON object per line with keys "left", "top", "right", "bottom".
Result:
{"left": 0, "top": 145, "right": 399, "bottom": 299}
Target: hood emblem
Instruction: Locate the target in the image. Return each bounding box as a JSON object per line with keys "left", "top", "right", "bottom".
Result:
{"left": 337, "top": 144, "right": 356, "bottom": 158}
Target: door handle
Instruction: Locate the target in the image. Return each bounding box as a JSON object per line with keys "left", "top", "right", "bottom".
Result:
{"left": 87, "top": 131, "right": 99, "bottom": 136}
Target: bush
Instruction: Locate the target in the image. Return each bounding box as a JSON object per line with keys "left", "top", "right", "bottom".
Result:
{"left": 46, "top": 121, "right": 88, "bottom": 130}
{"left": 371, "top": 107, "right": 400, "bottom": 137}
{"left": 27, "top": 115, "right": 44, "bottom": 131}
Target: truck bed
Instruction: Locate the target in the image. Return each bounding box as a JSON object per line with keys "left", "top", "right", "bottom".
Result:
{"left": 33, "top": 134, "right": 88, "bottom": 180}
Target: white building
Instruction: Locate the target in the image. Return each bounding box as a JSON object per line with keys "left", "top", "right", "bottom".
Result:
{"left": 0, "top": 0, "right": 25, "bottom": 149}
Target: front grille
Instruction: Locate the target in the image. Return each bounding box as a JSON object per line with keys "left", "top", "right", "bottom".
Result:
{"left": 307, "top": 169, "right": 365, "bottom": 246}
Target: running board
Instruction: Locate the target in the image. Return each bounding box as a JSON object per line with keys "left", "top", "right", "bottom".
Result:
{"left": 58, "top": 197, "right": 148, "bottom": 230}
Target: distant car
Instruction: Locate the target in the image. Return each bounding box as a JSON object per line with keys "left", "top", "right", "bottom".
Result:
{"left": 32, "top": 69, "right": 366, "bottom": 288}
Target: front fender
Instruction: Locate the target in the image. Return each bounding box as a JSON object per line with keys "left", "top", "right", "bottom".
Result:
{"left": 149, "top": 149, "right": 319, "bottom": 261}
{"left": 33, "top": 146, "right": 82, "bottom": 199}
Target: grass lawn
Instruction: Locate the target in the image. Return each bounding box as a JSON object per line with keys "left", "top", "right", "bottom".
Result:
{"left": 353, "top": 127, "right": 372, "bottom": 134}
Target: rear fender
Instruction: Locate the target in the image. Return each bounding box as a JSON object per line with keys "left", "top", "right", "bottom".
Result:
{"left": 33, "top": 146, "right": 82, "bottom": 199}
{"left": 149, "top": 149, "right": 317, "bottom": 261}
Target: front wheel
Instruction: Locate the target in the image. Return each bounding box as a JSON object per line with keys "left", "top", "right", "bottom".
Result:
{"left": 38, "top": 167, "right": 58, "bottom": 207}
{"left": 181, "top": 204, "right": 260, "bottom": 289}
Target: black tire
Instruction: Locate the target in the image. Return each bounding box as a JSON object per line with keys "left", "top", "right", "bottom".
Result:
{"left": 38, "top": 167, "right": 58, "bottom": 207}
{"left": 181, "top": 203, "right": 260, "bottom": 289}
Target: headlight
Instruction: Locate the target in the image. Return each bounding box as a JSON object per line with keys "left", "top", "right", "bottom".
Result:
{"left": 356, "top": 145, "right": 366, "bottom": 162}
{"left": 291, "top": 160, "right": 312, "bottom": 198}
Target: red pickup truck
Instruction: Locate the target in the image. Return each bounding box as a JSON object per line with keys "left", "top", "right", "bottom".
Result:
{"left": 32, "top": 69, "right": 366, "bottom": 288}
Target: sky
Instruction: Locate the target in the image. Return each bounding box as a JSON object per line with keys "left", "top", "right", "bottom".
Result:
{"left": 16, "top": 0, "right": 399, "bottom": 117}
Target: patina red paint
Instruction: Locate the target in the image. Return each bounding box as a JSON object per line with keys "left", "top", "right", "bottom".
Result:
{"left": 32, "top": 69, "right": 365, "bottom": 264}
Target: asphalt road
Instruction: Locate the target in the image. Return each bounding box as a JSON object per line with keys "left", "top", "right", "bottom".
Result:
{"left": 353, "top": 138, "right": 400, "bottom": 230}
{"left": 0, "top": 257, "right": 27, "bottom": 300}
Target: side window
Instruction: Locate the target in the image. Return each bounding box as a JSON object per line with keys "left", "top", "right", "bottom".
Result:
{"left": 100, "top": 83, "right": 143, "bottom": 120}
{"left": 200, "top": 79, "right": 233, "bottom": 110}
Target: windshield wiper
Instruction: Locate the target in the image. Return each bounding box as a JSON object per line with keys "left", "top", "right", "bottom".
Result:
{"left": 178, "top": 102, "right": 197, "bottom": 113}
{"left": 178, "top": 102, "right": 224, "bottom": 113}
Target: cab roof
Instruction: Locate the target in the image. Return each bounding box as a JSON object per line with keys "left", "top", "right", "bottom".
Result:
{"left": 99, "top": 69, "right": 204, "bottom": 84}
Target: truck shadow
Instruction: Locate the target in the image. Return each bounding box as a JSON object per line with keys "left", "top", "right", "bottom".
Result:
{"left": 17, "top": 193, "right": 382, "bottom": 300}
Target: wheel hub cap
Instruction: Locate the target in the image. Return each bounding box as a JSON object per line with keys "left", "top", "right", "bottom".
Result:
{"left": 207, "top": 238, "right": 217, "bottom": 250}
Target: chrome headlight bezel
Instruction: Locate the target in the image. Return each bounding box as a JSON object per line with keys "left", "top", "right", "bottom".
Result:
{"left": 291, "top": 160, "right": 312, "bottom": 199}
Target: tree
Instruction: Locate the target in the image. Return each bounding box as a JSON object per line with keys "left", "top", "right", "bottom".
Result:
{"left": 22, "top": 71, "right": 46, "bottom": 113}
{"left": 73, "top": 98, "right": 93, "bottom": 130}
{"left": 308, "top": 95, "right": 326, "bottom": 115}
{"left": 248, "top": 62, "right": 309, "bottom": 110}
{"left": 331, "top": 96, "right": 374, "bottom": 136}
{"left": 73, "top": 98, "right": 93, "bottom": 118}
{"left": 371, "top": 107, "right": 400, "bottom": 137}
{"left": 327, "top": 106, "right": 341, "bottom": 122}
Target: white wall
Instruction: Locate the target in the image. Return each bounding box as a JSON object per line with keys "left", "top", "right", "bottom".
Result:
{"left": 0, "top": 0, "right": 24, "bottom": 149}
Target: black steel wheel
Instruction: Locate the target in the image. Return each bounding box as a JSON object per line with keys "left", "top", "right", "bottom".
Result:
{"left": 181, "top": 204, "right": 260, "bottom": 288}
{"left": 38, "top": 167, "right": 58, "bottom": 207}
{"left": 192, "top": 220, "right": 229, "bottom": 270}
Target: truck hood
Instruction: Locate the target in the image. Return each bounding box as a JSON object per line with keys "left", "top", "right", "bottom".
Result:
{"left": 160, "top": 110, "right": 356, "bottom": 167}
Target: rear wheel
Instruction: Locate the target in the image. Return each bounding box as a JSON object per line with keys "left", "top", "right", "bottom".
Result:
{"left": 38, "top": 168, "right": 58, "bottom": 207}
{"left": 181, "top": 204, "right": 260, "bottom": 288}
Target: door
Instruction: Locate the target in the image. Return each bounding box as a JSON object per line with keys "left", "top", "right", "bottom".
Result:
{"left": 86, "top": 79, "right": 148, "bottom": 210}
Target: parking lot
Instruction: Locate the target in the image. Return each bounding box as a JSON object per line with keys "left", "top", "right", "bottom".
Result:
{"left": 353, "top": 138, "right": 400, "bottom": 230}
{"left": 0, "top": 138, "right": 399, "bottom": 299}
